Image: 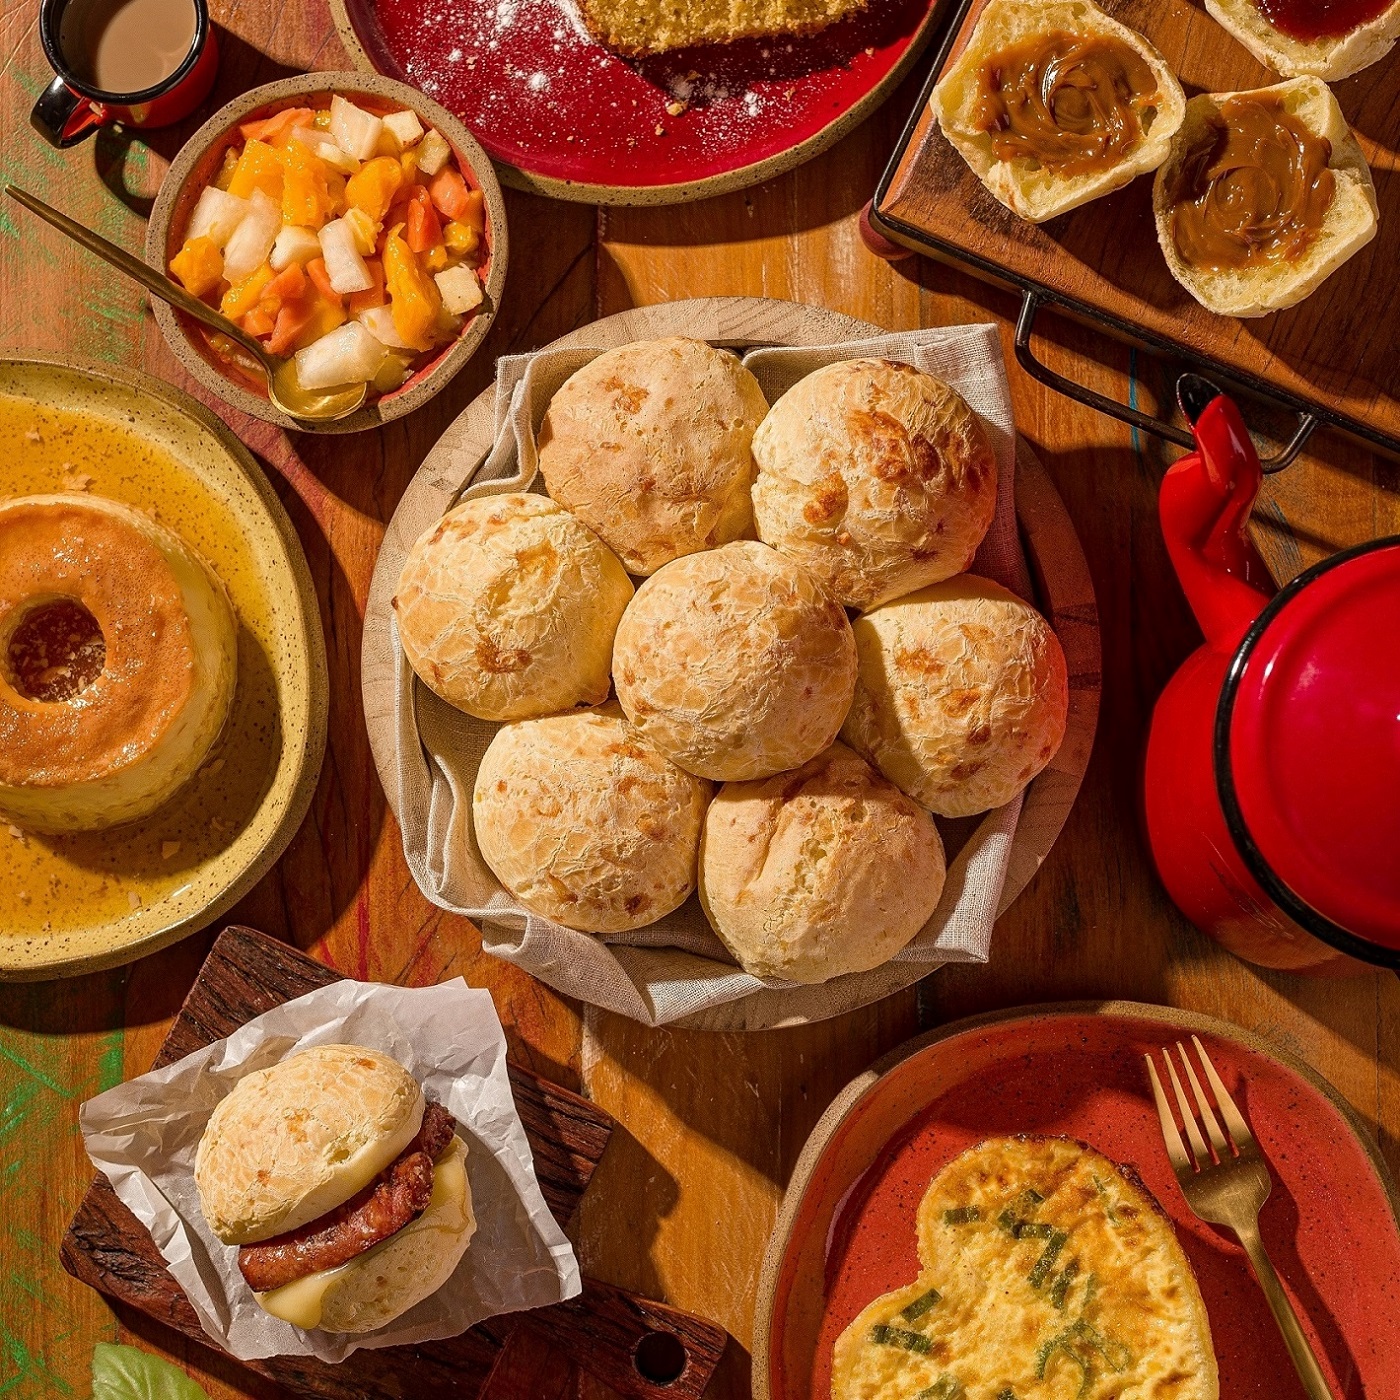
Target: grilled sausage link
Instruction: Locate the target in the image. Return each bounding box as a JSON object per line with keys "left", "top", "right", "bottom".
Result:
{"left": 238, "top": 1102, "right": 459, "bottom": 1293}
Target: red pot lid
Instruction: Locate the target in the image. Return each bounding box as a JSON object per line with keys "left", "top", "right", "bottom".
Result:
{"left": 1220, "top": 538, "right": 1400, "bottom": 955}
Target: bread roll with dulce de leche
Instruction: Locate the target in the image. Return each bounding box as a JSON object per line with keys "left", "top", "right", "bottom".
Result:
{"left": 1153, "top": 77, "right": 1377, "bottom": 318}
{"left": 933, "top": 0, "right": 1184, "bottom": 223}
{"left": 1205, "top": 0, "right": 1400, "bottom": 81}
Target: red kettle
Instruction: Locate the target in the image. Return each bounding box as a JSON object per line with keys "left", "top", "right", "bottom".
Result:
{"left": 1143, "top": 376, "right": 1400, "bottom": 974}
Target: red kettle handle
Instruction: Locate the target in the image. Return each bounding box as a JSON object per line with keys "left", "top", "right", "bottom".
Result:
{"left": 1159, "top": 385, "right": 1275, "bottom": 650}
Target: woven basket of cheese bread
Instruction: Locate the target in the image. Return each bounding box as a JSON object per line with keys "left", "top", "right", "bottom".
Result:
{"left": 365, "top": 303, "right": 1096, "bottom": 1029}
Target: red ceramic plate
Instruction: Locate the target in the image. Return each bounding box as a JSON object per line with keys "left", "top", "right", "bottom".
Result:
{"left": 753, "top": 1003, "right": 1400, "bottom": 1400}
{"left": 332, "top": 0, "right": 942, "bottom": 202}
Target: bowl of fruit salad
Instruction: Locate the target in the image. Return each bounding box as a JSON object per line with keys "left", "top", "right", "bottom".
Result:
{"left": 147, "top": 73, "right": 506, "bottom": 433}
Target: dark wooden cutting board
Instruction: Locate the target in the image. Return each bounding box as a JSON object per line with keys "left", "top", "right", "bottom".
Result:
{"left": 59, "top": 925, "right": 726, "bottom": 1399}
{"left": 874, "top": 0, "right": 1400, "bottom": 454}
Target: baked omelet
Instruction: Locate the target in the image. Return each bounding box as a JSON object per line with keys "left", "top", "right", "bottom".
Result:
{"left": 832, "top": 1137, "right": 1218, "bottom": 1400}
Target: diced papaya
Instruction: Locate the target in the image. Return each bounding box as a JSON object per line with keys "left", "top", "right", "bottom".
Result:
{"left": 406, "top": 187, "right": 442, "bottom": 254}
{"left": 242, "top": 305, "right": 276, "bottom": 338}
{"left": 348, "top": 259, "right": 385, "bottom": 314}
{"left": 213, "top": 147, "right": 240, "bottom": 192}
{"left": 239, "top": 107, "right": 315, "bottom": 144}
{"left": 227, "top": 139, "right": 284, "bottom": 202}
{"left": 427, "top": 166, "right": 473, "bottom": 222}
{"left": 457, "top": 187, "right": 485, "bottom": 233}
{"left": 278, "top": 142, "right": 336, "bottom": 229}
{"left": 442, "top": 220, "right": 480, "bottom": 257}
{"left": 424, "top": 244, "right": 448, "bottom": 272}
{"left": 219, "top": 262, "right": 275, "bottom": 320}
{"left": 169, "top": 236, "right": 224, "bottom": 299}
{"left": 268, "top": 293, "right": 345, "bottom": 356}
{"left": 258, "top": 261, "right": 308, "bottom": 317}
{"left": 344, "top": 156, "right": 404, "bottom": 224}
{"left": 305, "top": 257, "right": 344, "bottom": 308}
{"left": 383, "top": 223, "right": 444, "bottom": 352}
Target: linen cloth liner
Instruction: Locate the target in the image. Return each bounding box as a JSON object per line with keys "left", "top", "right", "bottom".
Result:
{"left": 393, "top": 324, "right": 1035, "bottom": 1026}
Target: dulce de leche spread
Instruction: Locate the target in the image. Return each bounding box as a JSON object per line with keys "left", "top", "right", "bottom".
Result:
{"left": 1169, "top": 94, "right": 1335, "bottom": 272}
{"left": 972, "top": 30, "right": 1160, "bottom": 175}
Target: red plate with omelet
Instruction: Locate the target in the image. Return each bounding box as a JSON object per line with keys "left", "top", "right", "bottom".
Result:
{"left": 753, "top": 1003, "right": 1400, "bottom": 1400}
{"left": 331, "top": 0, "right": 941, "bottom": 203}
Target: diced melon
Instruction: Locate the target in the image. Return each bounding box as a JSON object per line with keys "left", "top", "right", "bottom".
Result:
{"left": 188, "top": 186, "right": 250, "bottom": 249}
{"left": 357, "top": 304, "right": 414, "bottom": 350}
{"left": 434, "top": 264, "right": 482, "bottom": 315}
{"left": 383, "top": 109, "right": 424, "bottom": 149}
{"left": 294, "top": 321, "right": 388, "bottom": 389}
{"left": 329, "top": 96, "right": 384, "bottom": 163}
{"left": 318, "top": 218, "right": 374, "bottom": 295}
{"left": 221, "top": 189, "right": 282, "bottom": 284}
{"left": 416, "top": 128, "right": 451, "bottom": 177}
{"left": 269, "top": 224, "right": 322, "bottom": 271}
{"left": 291, "top": 125, "right": 361, "bottom": 176}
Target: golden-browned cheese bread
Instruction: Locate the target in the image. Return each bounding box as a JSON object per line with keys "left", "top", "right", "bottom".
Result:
{"left": 393, "top": 493, "right": 633, "bottom": 723}
{"left": 612, "top": 541, "right": 857, "bottom": 782}
{"left": 256, "top": 1137, "right": 476, "bottom": 1334}
{"left": 932, "top": 0, "right": 1185, "bottom": 223}
{"left": 698, "top": 742, "right": 946, "bottom": 983}
{"left": 841, "top": 576, "right": 1067, "bottom": 818}
{"left": 832, "top": 1136, "right": 1219, "bottom": 1400}
{"left": 0, "top": 493, "right": 237, "bottom": 833}
{"left": 575, "top": 0, "right": 867, "bottom": 54}
{"left": 537, "top": 339, "right": 770, "bottom": 576}
{"left": 1205, "top": 0, "right": 1400, "bottom": 80}
{"left": 1152, "top": 78, "right": 1377, "bottom": 318}
{"left": 195, "top": 1046, "right": 425, "bottom": 1246}
{"left": 751, "top": 360, "right": 997, "bottom": 610}
{"left": 471, "top": 704, "right": 711, "bottom": 933}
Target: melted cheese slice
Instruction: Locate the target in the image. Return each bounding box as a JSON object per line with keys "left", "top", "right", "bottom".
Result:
{"left": 832, "top": 1137, "right": 1219, "bottom": 1400}
{"left": 256, "top": 1140, "right": 468, "bottom": 1331}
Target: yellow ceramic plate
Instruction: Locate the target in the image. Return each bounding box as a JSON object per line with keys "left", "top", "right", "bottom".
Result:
{"left": 0, "top": 354, "right": 327, "bottom": 979}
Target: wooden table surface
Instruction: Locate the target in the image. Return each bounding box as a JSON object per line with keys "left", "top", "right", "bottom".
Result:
{"left": 1, "top": 3, "right": 1398, "bottom": 1396}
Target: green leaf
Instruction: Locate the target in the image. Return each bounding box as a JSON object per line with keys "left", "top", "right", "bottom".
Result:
{"left": 91, "top": 1344, "right": 212, "bottom": 1400}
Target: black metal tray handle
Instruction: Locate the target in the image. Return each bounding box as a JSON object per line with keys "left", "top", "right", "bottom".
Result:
{"left": 1014, "top": 290, "right": 1318, "bottom": 473}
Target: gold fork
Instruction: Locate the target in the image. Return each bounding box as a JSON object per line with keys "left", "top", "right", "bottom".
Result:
{"left": 1145, "top": 1035, "right": 1338, "bottom": 1400}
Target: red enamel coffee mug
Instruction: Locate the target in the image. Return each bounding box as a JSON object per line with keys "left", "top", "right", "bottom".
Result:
{"left": 32, "top": 0, "right": 218, "bottom": 149}
{"left": 1144, "top": 376, "right": 1400, "bottom": 975}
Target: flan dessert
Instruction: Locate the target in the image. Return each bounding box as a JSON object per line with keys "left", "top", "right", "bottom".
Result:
{"left": 574, "top": 0, "right": 869, "bottom": 54}
{"left": 0, "top": 493, "right": 238, "bottom": 833}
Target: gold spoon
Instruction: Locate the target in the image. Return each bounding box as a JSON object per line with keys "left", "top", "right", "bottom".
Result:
{"left": 3, "top": 183, "right": 367, "bottom": 425}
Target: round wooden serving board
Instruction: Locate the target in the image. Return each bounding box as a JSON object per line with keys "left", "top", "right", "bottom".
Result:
{"left": 331, "top": 0, "right": 942, "bottom": 204}
{"left": 361, "top": 297, "right": 1101, "bottom": 1029}
{"left": 0, "top": 355, "right": 327, "bottom": 980}
{"left": 753, "top": 1002, "right": 1400, "bottom": 1400}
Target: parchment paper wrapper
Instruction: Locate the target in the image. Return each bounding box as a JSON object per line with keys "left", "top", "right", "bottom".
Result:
{"left": 393, "top": 324, "right": 1035, "bottom": 1027}
{"left": 79, "top": 978, "right": 581, "bottom": 1362}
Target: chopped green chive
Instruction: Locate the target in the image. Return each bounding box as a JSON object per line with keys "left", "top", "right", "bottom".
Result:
{"left": 1028, "top": 1229, "right": 1069, "bottom": 1287}
{"left": 901, "top": 1287, "right": 942, "bottom": 1321}
{"left": 943, "top": 1206, "right": 980, "bottom": 1225}
{"left": 1049, "top": 1257, "right": 1080, "bottom": 1310}
{"left": 998, "top": 1188, "right": 1047, "bottom": 1235}
{"left": 870, "top": 1324, "right": 932, "bottom": 1354}
{"left": 1036, "top": 1330, "right": 1096, "bottom": 1397}
{"left": 1013, "top": 1221, "right": 1054, "bottom": 1240}
{"left": 1092, "top": 1174, "right": 1122, "bottom": 1224}
{"left": 1075, "top": 1319, "right": 1132, "bottom": 1371}
{"left": 914, "top": 1379, "right": 964, "bottom": 1400}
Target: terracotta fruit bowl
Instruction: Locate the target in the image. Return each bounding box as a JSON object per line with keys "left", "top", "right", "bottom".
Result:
{"left": 146, "top": 71, "right": 507, "bottom": 435}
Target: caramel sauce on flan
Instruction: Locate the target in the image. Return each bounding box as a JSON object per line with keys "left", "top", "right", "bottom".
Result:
{"left": 972, "top": 30, "right": 1161, "bottom": 176}
{"left": 1169, "top": 94, "right": 1335, "bottom": 272}
{"left": 0, "top": 393, "right": 280, "bottom": 943}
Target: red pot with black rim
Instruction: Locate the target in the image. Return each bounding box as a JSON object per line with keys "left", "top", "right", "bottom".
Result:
{"left": 1144, "top": 376, "right": 1400, "bottom": 975}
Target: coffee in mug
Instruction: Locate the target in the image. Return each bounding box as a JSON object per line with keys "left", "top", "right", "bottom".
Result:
{"left": 59, "top": 0, "right": 197, "bottom": 95}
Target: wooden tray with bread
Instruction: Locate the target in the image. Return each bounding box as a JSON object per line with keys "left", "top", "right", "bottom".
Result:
{"left": 59, "top": 925, "right": 726, "bottom": 1400}
{"left": 870, "top": 0, "right": 1400, "bottom": 459}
